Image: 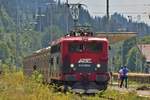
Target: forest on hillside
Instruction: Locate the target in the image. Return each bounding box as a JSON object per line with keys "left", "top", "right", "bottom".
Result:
{"left": 0, "top": 0, "right": 150, "bottom": 72}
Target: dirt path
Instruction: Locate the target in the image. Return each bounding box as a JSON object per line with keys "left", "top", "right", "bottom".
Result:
{"left": 109, "top": 82, "right": 150, "bottom": 98}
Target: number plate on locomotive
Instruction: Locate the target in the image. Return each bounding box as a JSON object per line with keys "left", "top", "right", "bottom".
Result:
{"left": 78, "top": 64, "right": 91, "bottom": 67}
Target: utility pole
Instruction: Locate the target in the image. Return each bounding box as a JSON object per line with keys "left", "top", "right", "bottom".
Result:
{"left": 0, "top": 59, "right": 2, "bottom": 74}
{"left": 66, "top": 0, "right": 69, "bottom": 33}
{"left": 106, "top": 0, "right": 109, "bottom": 21}
{"left": 45, "top": 2, "right": 56, "bottom": 42}
{"left": 106, "top": 0, "right": 112, "bottom": 72}
{"left": 16, "top": 0, "right": 20, "bottom": 69}
{"left": 136, "top": 15, "right": 143, "bottom": 72}
{"left": 50, "top": 4, "right": 53, "bottom": 42}
{"left": 106, "top": 0, "right": 109, "bottom": 32}
{"left": 36, "top": 7, "right": 45, "bottom": 32}
{"left": 121, "top": 43, "right": 124, "bottom": 67}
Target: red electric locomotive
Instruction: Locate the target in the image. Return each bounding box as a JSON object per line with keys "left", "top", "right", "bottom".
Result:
{"left": 51, "top": 31, "right": 109, "bottom": 93}
{"left": 23, "top": 29, "right": 110, "bottom": 93}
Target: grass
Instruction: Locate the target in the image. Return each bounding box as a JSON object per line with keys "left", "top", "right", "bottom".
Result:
{"left": 0, "top": 68, "right": 149, "bottom": 100}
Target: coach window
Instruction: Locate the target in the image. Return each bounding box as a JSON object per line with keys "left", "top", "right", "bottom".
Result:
{"left": 51, "top": 44, "right": 60, "bottom": 53}
{"left": 56, "top": 56, "right": 59, "bottom": 64}
{"left": 33, "top": 65, "right": 37, "bottom": 70}
{"left": 50, "top": 57, "right": 54, "bottom": 65}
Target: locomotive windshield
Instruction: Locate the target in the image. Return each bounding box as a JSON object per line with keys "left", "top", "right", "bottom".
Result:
{"left": 69, "top": 43, "right": 84, "bottom": 52}
{"left": 86, "top": 42, "right": 103, "bottom": 52}
{"left": 69, "top": 42, "right": 103, "bottom": 52}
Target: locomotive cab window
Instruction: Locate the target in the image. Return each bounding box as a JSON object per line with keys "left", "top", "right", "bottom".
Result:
{"left": 69, "top": 42, "right": 103, "bottom": 53}
{"left": 69, "top": 43, "right": 84, "bottom": 52}
{"left": 86, "top": 42, "right": 103, "bottom": 52}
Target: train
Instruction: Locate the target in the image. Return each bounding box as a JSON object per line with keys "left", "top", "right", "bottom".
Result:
{"left": 23, "top": 29, "right": 110, "bottom": 93}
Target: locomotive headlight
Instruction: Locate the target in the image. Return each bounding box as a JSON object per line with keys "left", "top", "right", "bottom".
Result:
{"left": 97, "top": 64, "right": 101, "bottom": 68}
{"left": 70, "top": 64, "right": 74, "bottom": 68}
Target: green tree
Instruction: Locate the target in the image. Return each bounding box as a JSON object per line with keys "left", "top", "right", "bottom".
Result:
{"left": 126, "top": 47, "right": 138, "bottom": 72}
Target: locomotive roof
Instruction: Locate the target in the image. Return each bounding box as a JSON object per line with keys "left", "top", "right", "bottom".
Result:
{"left": 51, "top": 36, "right": 108, "bottom": 45}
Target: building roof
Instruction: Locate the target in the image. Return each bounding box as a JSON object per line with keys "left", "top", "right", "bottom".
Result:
{"left": 96, "top": 32, "right": 137, "bottom": 43}
{"left": 138, "top": 44, "right": 150, "bottom": 62}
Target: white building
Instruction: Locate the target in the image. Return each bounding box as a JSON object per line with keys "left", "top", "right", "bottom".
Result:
{"left": 138, "top": 44, "right": 150, "bottom": 73}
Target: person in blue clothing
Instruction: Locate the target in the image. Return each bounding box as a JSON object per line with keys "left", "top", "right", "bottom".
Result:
{"left": 120, "top": 65, "right": 129, "bottom": 88}
{"left": 118, "top": 66, "right": 123, "bottom": 87}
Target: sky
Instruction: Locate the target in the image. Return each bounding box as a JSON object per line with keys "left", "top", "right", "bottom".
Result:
{"left": 60, "top": 0, "right": 150, "bottom": 24}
